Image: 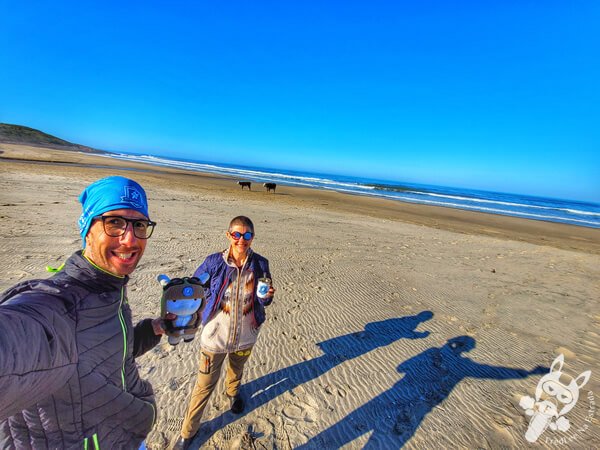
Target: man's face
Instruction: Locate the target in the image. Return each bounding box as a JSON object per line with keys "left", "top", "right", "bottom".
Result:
{"left": 83, "top": 208, "right": 148, "bottom": 276}
{"left": 227, "top": 223, "right": 254, "bottom": 257}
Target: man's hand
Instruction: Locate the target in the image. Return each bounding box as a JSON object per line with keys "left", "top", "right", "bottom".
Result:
{"left": 151, "top": 313, "right": 177, "bottom": 336}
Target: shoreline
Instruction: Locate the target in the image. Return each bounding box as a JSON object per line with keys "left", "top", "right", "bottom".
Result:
{"left": 2, "top": 143, "right": 599, "bottom": 254}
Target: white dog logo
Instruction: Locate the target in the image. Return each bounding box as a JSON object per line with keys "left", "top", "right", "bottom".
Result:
{"left": 519, "top": 354, "right": 591, "bottom": 443}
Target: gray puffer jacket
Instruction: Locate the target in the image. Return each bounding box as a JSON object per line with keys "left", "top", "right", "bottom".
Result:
{"left": 0, "top": 251, "right": 161, "bottom": 449}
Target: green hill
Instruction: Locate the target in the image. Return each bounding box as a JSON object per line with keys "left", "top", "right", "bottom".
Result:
{"left": 0, "top": 123, "right": 100, "bottom": 153}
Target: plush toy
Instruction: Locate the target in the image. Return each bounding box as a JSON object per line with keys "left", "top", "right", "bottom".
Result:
{"left": 158, "top": 273, "right": 209, "bottom": 346}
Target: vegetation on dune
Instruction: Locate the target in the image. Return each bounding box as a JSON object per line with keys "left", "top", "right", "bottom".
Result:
{"left": 0, "top": 123, "right": 100, "bottom": 153}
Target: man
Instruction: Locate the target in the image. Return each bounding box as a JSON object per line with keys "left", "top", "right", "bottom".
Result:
{"left": 0, "top": 176, "right": 171, "bottom": 449}
{"left": 174, "top": 216, "right": 275, "bottom": 450}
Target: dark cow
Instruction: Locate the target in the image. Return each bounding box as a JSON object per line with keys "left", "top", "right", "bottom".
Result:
{"left": 238, "top": 181, "right": 252, "bottom": 190}
{"left": 263, "top": 183, "right": 276, "bottom": 193}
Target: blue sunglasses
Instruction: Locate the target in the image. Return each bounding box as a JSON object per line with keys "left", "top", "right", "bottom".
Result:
{"left": 230, "top": 231, "right": 254, "bottom": 240}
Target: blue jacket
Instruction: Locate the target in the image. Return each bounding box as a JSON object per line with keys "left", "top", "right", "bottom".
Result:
{"left": 193, "top": 250, "right": 272, "bottom": 327}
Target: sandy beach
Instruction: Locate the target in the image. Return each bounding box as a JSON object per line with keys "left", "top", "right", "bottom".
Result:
{"left": 1, "top": 144, "right": 599, "bottom": 449}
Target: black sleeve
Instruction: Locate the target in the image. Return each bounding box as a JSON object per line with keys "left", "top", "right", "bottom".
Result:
{"left": 133, "top": 318, "right": 162, "bottom": 358}
{"left": 0, "top": 298, "right": 78, "bottom": 420}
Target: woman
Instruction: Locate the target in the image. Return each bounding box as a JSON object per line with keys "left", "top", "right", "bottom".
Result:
{"left": 174, "top": 215, "right": 275, "bottom": 450}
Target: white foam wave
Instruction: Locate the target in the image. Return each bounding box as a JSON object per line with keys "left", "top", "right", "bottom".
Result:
{"left": 100, "top": 152, "right": 600, "bottom": 228}
{"left": 107, "top": 153, "right": 375, "bottom": 191}
{"left": 374, "top": 193, "right": 600, "bottom": 226}
{"left": 564, "top": 208, "right": 600, "bottom": 217}
{"left": 411, "top": 192, "right": 600, "bottom": 217}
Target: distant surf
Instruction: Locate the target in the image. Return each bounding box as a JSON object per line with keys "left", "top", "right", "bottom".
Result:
{"left": 98, "top": 152, "right": 600, "bottom": 229}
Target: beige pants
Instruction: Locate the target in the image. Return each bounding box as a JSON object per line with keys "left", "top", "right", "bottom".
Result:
{"left": 181, "top": 348, "right": 252, "bottom": 438}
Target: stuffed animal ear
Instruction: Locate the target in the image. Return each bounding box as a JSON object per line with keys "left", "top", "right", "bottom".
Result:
{"left": 157, "top": 274, "right": 170, "bottom": 286}
{"left": 550, "top": 354, "right": 564, "bottom": 374}
{"left": 575, "top": 370, "right": 591, "bottom": 389}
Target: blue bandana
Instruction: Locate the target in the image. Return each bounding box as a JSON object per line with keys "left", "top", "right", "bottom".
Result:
{"left": 78, "top": 176, "right": 150, "bottom": 247}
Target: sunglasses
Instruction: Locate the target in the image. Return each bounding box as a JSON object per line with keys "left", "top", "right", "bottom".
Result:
{"left": 229, "top": 231, "right": 254, "bottom": 240}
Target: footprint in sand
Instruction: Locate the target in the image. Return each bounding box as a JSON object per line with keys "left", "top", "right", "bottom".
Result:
{"left": 145, "top": 431, "right": 168, "bottom": 450}
{"left": 166, "top": 417, "right": 184, "bottom": 432}
{"left": 217, "top": 422, "right": 246, "bottom": 442}
{"left": 282, "top": 400, "right": 318, "bottom": 424}
{"left": 486, "top": 424, "right": 516, "bottom": 448}
{"left": 497, "top": 415, "right": 514, "bottom": 426}
{"left": 275, "top": 425, "right": 293, "bottom": 450}
{"left": 282, "top": 404, "right": 307, "bottom": 421}
{"left": 207, "top": 423, "right": 257, "bottom": 449}
{"left": 555, "top": 346, "right": 577, "bottom": 359}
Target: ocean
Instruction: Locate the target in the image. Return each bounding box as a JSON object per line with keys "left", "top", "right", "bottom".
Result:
{"left": 99, "top": 152, "right": 600, "bottom": 229}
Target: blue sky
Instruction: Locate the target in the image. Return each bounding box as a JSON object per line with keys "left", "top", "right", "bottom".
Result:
{"left": 1, "top": 1, "right": 599, "bottom": 202}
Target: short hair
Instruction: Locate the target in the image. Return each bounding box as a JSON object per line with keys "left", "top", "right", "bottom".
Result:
{"left": 229, "top": 215, "right": 254, "bottom": 233}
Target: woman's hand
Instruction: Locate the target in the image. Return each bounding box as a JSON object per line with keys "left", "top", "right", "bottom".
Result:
{"left": 265, "top": 285, "right": 276, "bottom": 299}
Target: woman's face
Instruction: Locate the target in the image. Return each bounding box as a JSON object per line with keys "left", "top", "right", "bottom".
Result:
{"left": 226, "top": 224, "right": 254, "bottom": 257}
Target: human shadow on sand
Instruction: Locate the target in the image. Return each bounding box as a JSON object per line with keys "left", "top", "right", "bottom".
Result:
{"left": 191, "top": 310, "right": 434, "bottom": 447}
{"left": 298, "top": 335, "right": 547, "bottom": 449}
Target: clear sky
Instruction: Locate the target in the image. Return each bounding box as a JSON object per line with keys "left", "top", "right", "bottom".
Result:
{"left": 1, "top": 1, "right": 599, "bottom": 202}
